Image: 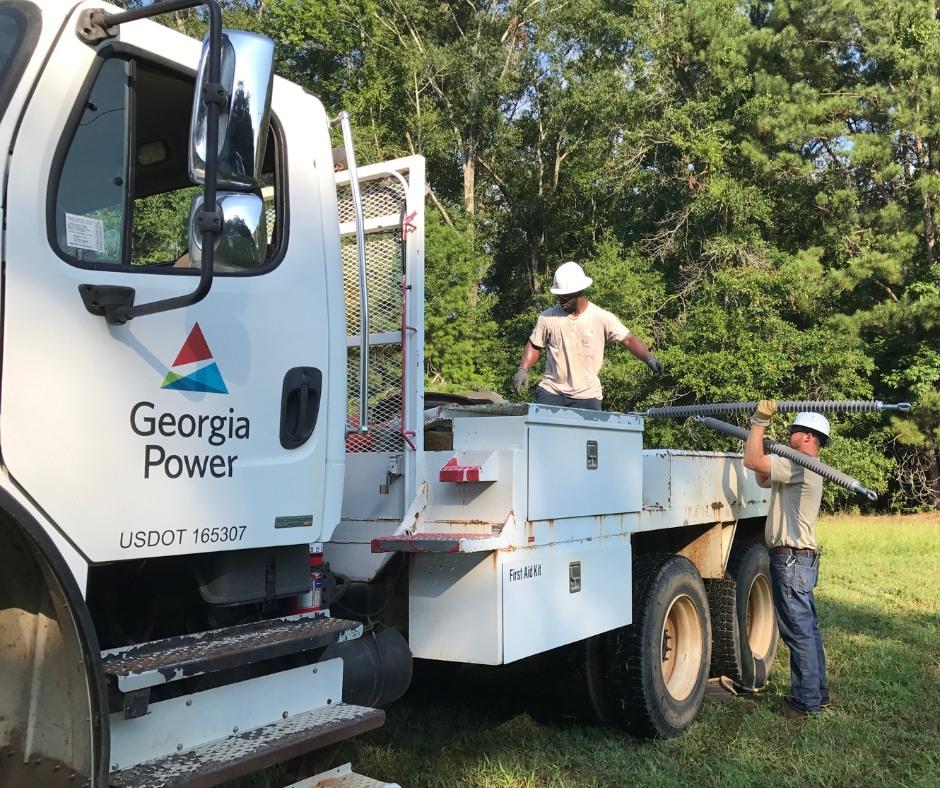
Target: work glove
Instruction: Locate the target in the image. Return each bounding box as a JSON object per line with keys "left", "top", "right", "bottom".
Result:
{"left": 512, "top": 367, "right": 530, "bottom": 396}
{"left": 749, "top": 399, "right": 777, "bottom": 427}
{"left": 645, "top": 356, "right": 665, "bottom": 376}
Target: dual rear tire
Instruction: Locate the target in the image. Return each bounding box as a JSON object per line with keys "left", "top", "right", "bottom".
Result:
{"left": 585, "top": 543, "right": 778, "bottom": 738}
{"left": 586, "top": 554, "right": 711, "bottom": 738}
{"left": 707, "top": 541, "right": 778, "bottom": 691}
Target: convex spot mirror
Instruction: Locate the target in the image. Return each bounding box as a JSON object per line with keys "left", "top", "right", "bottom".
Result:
{"left": 188, "top": 193, "right": 267, "bottom": 271}
{"left": 189, "top": 30, "right": 274, "bottom": 190}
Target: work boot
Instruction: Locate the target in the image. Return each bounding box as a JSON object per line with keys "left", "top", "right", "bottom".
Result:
{"left": 778, "top": 698, "right": 821, "bottom": 720}
{"left": 785, "top": 693, "right": 832, "bottom": 710}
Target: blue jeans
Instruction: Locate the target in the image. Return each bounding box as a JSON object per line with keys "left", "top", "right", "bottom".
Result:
{"left": 769, "top": 552, "right": 829, "bottom": 713}
{"left": 534, "top": 388, "right": 602, "bottom": 411}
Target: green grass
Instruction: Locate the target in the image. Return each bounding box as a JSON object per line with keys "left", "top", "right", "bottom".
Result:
{"left": 241, "top": 514, "right": 940, "bottom": 787}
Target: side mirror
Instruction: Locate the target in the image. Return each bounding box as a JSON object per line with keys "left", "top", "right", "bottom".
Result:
{"left": 188, "top": 193, "right": 267, "bottom": 270}
{"left": 189, "top": 30, "right": 274, "bottom": 190}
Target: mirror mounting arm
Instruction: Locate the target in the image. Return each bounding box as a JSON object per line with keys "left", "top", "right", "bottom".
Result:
{"left": 77, "top": 0, "right": 224, "bottom": 325}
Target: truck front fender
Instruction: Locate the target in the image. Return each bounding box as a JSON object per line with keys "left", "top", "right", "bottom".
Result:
{"left": 0, "top": 489, "right": 109, "bottom": 787}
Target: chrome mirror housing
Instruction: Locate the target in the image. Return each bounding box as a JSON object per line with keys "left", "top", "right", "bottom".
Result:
{"left": 189, "top": 30, "right": 274, "bottom": 190}
{"left": 188, "top": 193, "right": 267, "bottom": 270}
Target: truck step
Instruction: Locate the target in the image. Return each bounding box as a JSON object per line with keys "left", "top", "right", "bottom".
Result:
{"left": 286, "top": 762, "right": 400, "bottom": 788}
{"left": 103, "top": 614, "right": 363, "bottom": 692}
{"left": 371, "top": 532, "right": 506, "bottom": 554}
{"left": 109, "top": 703, "right": 384, "bottom": 788}
{"left": 438, "top": 452, "right": 498, "bottom": 483}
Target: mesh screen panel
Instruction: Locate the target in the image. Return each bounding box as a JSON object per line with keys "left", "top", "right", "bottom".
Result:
{"left": 346, "top": 344, "right": 404, "bottom": 452}
{"left": 342, "top": 235, "right": 402, "bottom": 335}
{"left": 341, "top": 176, "right": 407, "bottom": 453}
{"left": 337, "top": 177, "right": 405, "bottom": 224}
{"left": 265, "top": 201, "right": 275, "bottom": 244}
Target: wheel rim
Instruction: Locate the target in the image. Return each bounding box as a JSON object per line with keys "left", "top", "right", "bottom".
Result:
{"left": 661, "top": 594, "right": 703, "bottom": 701}
{"left": 746, "top": 574, "right": 775, "bottom": 658}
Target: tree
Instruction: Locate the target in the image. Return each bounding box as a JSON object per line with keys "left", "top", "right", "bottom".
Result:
{"left": 155, "top": 0, "right": 938, "bottom": 509}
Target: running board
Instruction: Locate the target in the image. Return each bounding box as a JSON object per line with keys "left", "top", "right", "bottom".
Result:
{"left": 109, "top": 703, "right": 384, "bottom": 788}
{"left": 103, "top": 614, "right": 363, "bottom": 692}
{"left": 371, "top": 532, "right": 507, "bottom": 553}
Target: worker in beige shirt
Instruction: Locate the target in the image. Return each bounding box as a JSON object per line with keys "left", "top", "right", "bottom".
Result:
{"left": 744, "top": 400, "right": 831, "bottom": 720}
{"left": 512, "top": 261, "right": 663, "bottom": 410}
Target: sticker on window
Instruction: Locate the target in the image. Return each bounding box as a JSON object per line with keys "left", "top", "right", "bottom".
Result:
{"left": 65, "top": 213, "right": 105, "bottom": 253}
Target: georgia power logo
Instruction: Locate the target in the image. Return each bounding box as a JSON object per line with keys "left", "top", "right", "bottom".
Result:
{"left": 161, "top": 323, "right": 228, "bottom": 394}
{"left": 126, "top": 323, "right": 250, "bottom": 484}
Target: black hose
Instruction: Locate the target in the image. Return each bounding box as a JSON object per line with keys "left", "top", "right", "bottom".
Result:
{"left": 644, "top": 399, "right": 911, "bottom": 419}
{"left": 693, "top": 416, "right": 878, "bottom": 502}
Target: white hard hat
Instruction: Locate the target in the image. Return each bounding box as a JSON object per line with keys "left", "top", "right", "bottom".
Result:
{"left": 549, "top": 261, "right": 593, "bottom": 295}
{"left": 789, "top": 412, "right": 831, "bottom": 447}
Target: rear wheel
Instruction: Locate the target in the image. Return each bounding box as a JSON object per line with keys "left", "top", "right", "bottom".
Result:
{"left": 708, "top": 541, "right": 778, "bottom": 690}
{"left": 587, "top": 554, "right": 711, "bottom": 738}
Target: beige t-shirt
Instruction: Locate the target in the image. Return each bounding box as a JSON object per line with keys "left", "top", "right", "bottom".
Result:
{"left": 765, "top": 456, "right": 824, "bottom": 549}
{"left": 529, "top": 302, "right": 631, "bottom": 399}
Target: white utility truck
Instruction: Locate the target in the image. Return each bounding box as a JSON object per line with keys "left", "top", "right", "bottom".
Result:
{"left": 0, "top": 0, "right": 776, "bottom": 786}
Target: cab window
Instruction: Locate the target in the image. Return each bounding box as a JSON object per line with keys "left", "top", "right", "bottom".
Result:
{"left": 52, "top": 54, "right": 281, "bottom": 271}
{"left": 0, "top": 2, "right": 41, "bottom": 116}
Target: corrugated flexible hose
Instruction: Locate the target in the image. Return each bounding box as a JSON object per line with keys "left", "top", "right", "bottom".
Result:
{"left": 643, "top": 399, "right": 911, "bottom": 419}
{"left": 693, "top": 416, "right": 878, "bottom": 502}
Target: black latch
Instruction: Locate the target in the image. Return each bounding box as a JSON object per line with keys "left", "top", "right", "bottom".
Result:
{"left": 586, "top": 440, "right": 598, "bottom": 470}
{"left": 569, "top": 561, "right": 582, "bottom": 593}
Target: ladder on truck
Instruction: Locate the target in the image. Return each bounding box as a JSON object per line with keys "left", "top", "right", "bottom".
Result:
{"left": 332, "top": 154, "right": 427, "bottom": 574}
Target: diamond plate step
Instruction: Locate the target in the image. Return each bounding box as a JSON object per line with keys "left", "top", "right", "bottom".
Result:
{"left": 103, "top": 614, "right": 363, "bottom": 692}
{"left": 287, "top": 762, "right": 400, "bottom": 788}
{"left": 371, "top": 532, "right": 506, "bottom": 554}
{"left": 109, "top": 703, "right": 384, "bottom": 788}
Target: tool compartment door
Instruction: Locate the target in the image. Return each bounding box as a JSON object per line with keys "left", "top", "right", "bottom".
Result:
{"left": 0, "top": 8, "right": 345, "bottom": 562}
{"left": 526, "top": 410, "right": 644, "bottom": 522}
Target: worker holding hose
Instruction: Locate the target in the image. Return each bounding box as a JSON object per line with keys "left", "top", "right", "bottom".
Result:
{"left": 743, "top": 400, "right": 832, "bottom": 720}
{"left": 512, "top": 261, "right": 663, "bottom": 410}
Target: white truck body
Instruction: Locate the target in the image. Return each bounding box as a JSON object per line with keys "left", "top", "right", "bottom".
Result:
{"left": 1, "top": 0, "right": 777, "bottom": 783}
{"left": 332, "top": 405, "right": 769, "bottom": 665}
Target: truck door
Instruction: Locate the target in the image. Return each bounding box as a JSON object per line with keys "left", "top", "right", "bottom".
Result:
{"left": 1, "top": 8, "right": 345, "bottom": 562}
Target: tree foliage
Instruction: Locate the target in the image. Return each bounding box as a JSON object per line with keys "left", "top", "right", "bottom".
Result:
{"left": 158, "top": 0, "right": 939, "bottom": 509}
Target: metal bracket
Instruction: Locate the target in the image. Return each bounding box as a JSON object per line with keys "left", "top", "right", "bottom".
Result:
{"left": 76, "top": 8, "right": 117, "bottom": 43}
{"left": 196, "top": 206, "right": 223, "bottom": 235}
{"left": 123, "top": 688, "right": 150, "bottom": 720}
{"left": 78, "top": 284, "right": 135, "bottom": 326}
{"left": 200, "top": 81, "right": 228, "bottom": 107}
{"left": 379, "top": 455, "right": 403, "bottom": 494}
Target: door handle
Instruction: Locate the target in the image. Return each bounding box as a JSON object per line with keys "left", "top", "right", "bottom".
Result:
{"left": 280, "top": 367, "right": 322, "bottom": 449}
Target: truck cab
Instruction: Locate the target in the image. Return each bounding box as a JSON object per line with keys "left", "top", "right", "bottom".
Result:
{"left": 1, "top": 1, "right": 414, "bottom": 784}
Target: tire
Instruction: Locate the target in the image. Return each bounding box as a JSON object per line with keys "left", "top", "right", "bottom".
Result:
{"left": 588, "top": 554, "right": 712, "bottom": 739}
{"left": 709, "top": 541, "right": 778, "bottom": 691}
{"left": 705, "top": 577, "right": 737, "bottom": 678}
